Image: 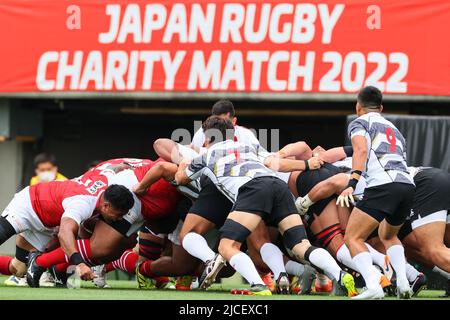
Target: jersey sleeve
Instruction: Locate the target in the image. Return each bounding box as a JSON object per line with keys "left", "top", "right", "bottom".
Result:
{"left": 191, "top": 128, "right": 206, "bottom": 148}
{"left": 177, "top": 143, "right": 200, "bottom": 160}
{"left": 348, "top": 118, "right": 369, "bottom": 139}
{"left": 239, "top": 127, "right": 260, "bottom": 146}
{"left": 61, "top": 195, "right": 97, "bottom": 225}
{"left": 185, "top": 153, "right": 208, "bottom": 181}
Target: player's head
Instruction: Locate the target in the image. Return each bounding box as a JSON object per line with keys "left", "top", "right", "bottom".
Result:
{"left": 202, "top": 115, "right": 235, "bottom": 147}
{"left": 99, "top": 184, "right": 134, "bottom": 223}
{"left": 211, "top": 100, "right": 237, "bottom": 125}
{"left": 34, "top": 152, "right": 59, "bottom": 182}
{"left": 356, "top": 86, "right": 383, "bottom": 116}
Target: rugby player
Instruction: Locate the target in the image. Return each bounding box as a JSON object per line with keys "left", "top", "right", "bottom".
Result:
{"left": 338, "top": 86, "right": 415, "bottom": 299}
{"left": 175, "top": 115, "right": 358, "bottom": 296}
{"left": 149, "top": 137, "right": 322, "bottom": 294}
{"left": 132, "top": 141, "right": 283, "bottom": 292}
{"left": 294, "top": 146, "right": 424, "bottom": 294}
{"left": 0, "top": 179, "right": 133, "bottom": 284}
{"left": 191, "top": 100, "right": 259, "bottom": 152}
{"left": 26, "top": 159, "right": 181, "bottom": 287}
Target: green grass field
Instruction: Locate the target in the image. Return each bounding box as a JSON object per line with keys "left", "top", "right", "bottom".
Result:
{"left": 0, "top": 276, "right": 448, "bottom": 300}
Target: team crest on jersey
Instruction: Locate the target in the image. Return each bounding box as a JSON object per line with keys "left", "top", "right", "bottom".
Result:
{"left": 87, "top": 181, "right": 107, "bottom": 195}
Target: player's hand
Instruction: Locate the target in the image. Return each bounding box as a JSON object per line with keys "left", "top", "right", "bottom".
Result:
{"left": 336, "top": 187, "right": 355, "bottom": 207}
{"left": 308, "top": 156, "right": 323, "bottom": 170}
{"left": 76, "top": 263, "right": 96, "bottom": 281}
{"left": 312, "top": 146, "right": 326, "bottom": 155}
{"left": 132, "top": 183, "right": 147, "bottom": 196}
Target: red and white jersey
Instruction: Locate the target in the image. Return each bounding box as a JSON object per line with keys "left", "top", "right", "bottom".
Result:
{"left": 73, "top": 158, "right": 153, "bottom": 196}
{"left": 29, "top": 180, "right": 99, "bottom": 228}
{"left": 109, "top": 159, "right": 180, "bottom": 221}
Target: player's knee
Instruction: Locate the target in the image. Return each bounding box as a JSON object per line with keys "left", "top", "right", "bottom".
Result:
{"left": 282, "top": 225, "right": 308, "bottom": 251}
{"left": 219, "top": 219, "right": 251, "bottom": 244}
{"left": 218, "top": 238, "right": 241, "bottom": 260}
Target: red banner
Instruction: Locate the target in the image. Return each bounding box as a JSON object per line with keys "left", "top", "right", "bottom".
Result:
{"left": 0, "top": 0, "right": 449, "bottom": 96}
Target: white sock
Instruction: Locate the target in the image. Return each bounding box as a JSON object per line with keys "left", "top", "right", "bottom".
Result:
{"left": 336, "top": 244, "right": 359, "bottom": 271}
{"left": 260, "top": 243, "right": 286, "bottom": 279}
{"left": 405, "top": 263, "right": 420, "bottom": 282}
{"left": 182, "top": 232, "right": 215, "bottom": 263}
{"left": 307, "top": 247, "right": 341, "bottom": 281}
{"left": 229, "top": 252, "right": 265, "bottom": 286}
{"left": 353, "top": 251, "right": 381, "bottom": 289}
{"left": 285, "top": 260, "right": 305, "bottom": 277}
{"left": 433, "top": 266, "right": 450, "bottom": 280}
{"left": 301, "top": 195, "right": 315, "bottom": 207}
{"left": 366, "top": 243, "right": 386, "bottom": 268}
{"left": 386, "top": 245, "right": 408, "bottom": 285}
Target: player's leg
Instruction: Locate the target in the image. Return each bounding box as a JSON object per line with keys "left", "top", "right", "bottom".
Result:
{"left": 271, "top": 176, "right": 357, "bottom": 297}
{"left": 0, "top": 187, "right": 31, "bottom": 273}
{"left": 277, "top": 213, "right": 356, "bottom": 297}
{"left": 406, "top": 219, "right": 450, "bottom": 271}
{"left": 337, "top": 205, "right": 351, "bottom": 230}
{"left": 378, "top": 220, "right": 412, "bottom": 296}
{"left": 309, "top": 201, "right": 345, "bottom": 257}
{"left": 377, "top": 182, "right": 416, "bottom": 298}
{"left": 344, "top": 207, "right": 384, "bottom": 298}
{"left": 214, "top": 211, "right": 271, "bottom": 294}
{"left": 28, "top": 218, "right": 137, "bottom": 288}
{"left": 180, "top": 214, "right": 216, "bottom": 263}
{"left": 309, "top": 201, "right": 363, "bottom": 277}
{"left": 246, "top": 221, "right": 289, "bottom": 293}
{"left": 105, "top": 227, "right": 164, "bottom": 277}
{"left": 180, "top": 177, "right": 232, "bottom": 264}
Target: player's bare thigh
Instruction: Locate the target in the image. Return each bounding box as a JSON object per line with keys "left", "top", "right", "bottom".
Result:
{"left": 89, "top": 219, "right": 138, "bottom": 264}
{"left": 344, "top": 207, "right": 379, "bottom": 256}
{"left": 179, "top": 213, "right": 216, "bottom": 243}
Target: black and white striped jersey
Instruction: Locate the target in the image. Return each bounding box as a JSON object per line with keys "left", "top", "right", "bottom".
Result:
{"left": 185, "top": 140, "right": 278, "bottom": 202}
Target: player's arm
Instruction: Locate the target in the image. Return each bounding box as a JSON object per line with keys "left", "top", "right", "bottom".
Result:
{"left": 59, "top": 197, "right": 97, "bottom": 280}
{"left": 318, "top": 146, "right": 352, "bottom": 163}
{"left": 337, "top": 136, "right": 366, "bottom": 207}
{"left": 277, "top": 141, "right": 313, "bottom": 160}
{"left": 133, "top": 162, "right": 178, "bottom": 195}
{"left": 264, "top": 156, "right": 323, "bottom": 172}
{"left": 154, "top": 138, "right": 182, "bottom": 163}
{"left": 175, "top": 153, "right": 207, "bottom": 185}
{"left": 58, "top": 217, "right": 95, "bottom": 281}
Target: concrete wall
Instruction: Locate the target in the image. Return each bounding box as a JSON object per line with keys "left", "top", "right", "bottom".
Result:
{"left": 0, "top": 140, "right": 23, "bottom": 255}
